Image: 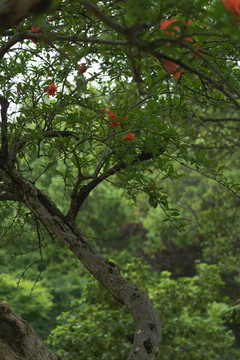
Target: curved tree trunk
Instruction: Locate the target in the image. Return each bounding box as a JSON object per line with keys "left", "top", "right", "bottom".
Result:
{"left": 0, "top": 165, "right": 162, "bottom": 360}
{"left": 0, "top": 302, "right": 61, "bottom": 360}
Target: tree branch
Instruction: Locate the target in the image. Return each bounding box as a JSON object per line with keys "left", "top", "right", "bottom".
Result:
{"left": 0, "top": 302, "right": 62, "bottom": 360}
{"left": 0, "top": 96, "right": 9, "bottom": 161}
{"left": 52, "top": 33, "right": 128, "bottom": 46}
{"left": 93, "top": 145, "right": 110, "bottom": 178}
{"left": 200, "top": 117, "right": 240, "bottom": 122}
{"left": 9, "top": 130, "right": 79, "bottom": 161}
{"left": 24, "top": 31, "right": 128, "bottom": 46}
{"left": 0, "top": 32, "right": 25, "bottom": 59}
{"left": 67, "top": 149, "right": 163, "bottom": 221}
{"left": 0, "top": 191, "right": 23, "bottom": 202}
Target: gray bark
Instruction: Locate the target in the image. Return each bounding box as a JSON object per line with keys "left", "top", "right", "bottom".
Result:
{"left": 0, "top": 302, "right": 61, "bottom": 360}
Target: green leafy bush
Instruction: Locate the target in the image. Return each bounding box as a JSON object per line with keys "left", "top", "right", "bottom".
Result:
{"left": 48, "top": 260, "right": 240, "bottom": 359}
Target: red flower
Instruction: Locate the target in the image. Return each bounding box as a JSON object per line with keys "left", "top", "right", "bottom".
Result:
{"left": 163, "top": 60, "right": 184, "bottom": 79}
{"left": 110, "top": 121, "right": 121, "bottom": 128}
{"left": 124, "top": 115, "right": 129, "bottom": 119}
{"left": 148, "top": 184, "right": 156, "bottom": 189}
{"left": 29, "top": 25, "right": 42, "bottom": 44}
{"left": 160, "top": 19, "right": 180, "bottom": 34}
{"left": 123, "top": 132, "right": 135, "bottom": 141}
{"left": 45, "top": 82, "right": 57, "bottom": 98}
{"left": 106, "top": 109, "right": 118, "bottom": 119}
{"left": 31, "top": 25, "right": 41, "bottom": 33}
{"left": 48, "top": 17, "right": 54, "bottom": 21}
{"left": 184, "top": 36, "right": 194, "bottom": 43}
{"left": 78, "top": 63, "right": 88, "bottom": 74}
{"left": 222, "top": 0, "right": 240, "bottom": 16}
{"left": 99, "top": 108, "right": 106, "bottom": 113}
{"left": 160, "top": 19, "right": 192, "bottom": 45}
{"left": 185, "top": 19, "right": 192, "bottom": 27}
{"left": 160, "top": 19, "right": 180, "bottom": 45}
{"left": 192, "top": 44, "right": 203, "bottom": 57}
{"left": 184, "top": 37, "right": 202, "bottom": 58}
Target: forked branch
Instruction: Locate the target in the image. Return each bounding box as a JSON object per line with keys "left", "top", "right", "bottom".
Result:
{"left": 67, "top": 148, "right": 163, "bottom": 221}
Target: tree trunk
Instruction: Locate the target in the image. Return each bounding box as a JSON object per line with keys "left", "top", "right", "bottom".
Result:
{"left": 0, "top": 302, "right": 61, "bottom": 360}
{"left": 0, "top": 165, "right": 162, "bottom": 360}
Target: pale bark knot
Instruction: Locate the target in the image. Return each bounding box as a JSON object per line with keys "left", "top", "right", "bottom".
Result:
{"left": 134, "top": 346, "right": 140, "bottom": 353}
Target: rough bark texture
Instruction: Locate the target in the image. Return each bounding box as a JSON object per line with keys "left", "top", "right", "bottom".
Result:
{"left": 0, "top": 0, "right": 52, "bottom": 33}
{"left": 0, "top": 163, "right": 162, "bottom": 360}
{"left": 0, "top": 302, "right": 61, "bottom": 360}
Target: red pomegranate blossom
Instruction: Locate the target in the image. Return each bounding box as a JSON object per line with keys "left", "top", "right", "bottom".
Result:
{"left": 148, "top": 184, "right": 156, "bottom": 189}
{"left": 110, "top": 121, "right": 121, "bottom": 128}
{"left": 160, "top": 18, "right": 192, "bottom": 32}
{"left": 78, "top": 63, "right": 88, "bottom": 74}
{"left": 106, "top": 109, "right": 118, "bottom": 119}
{"left": 31, "top": 25, "right": 41, "bottom": 33}
{"left": 160, "top": 18, "right": 200, "bottom": 58}
{"left": 163, "top": 59, "right": 184, "bottom": 79}
{"left": 222, "top": 0, "right": 240, "bottom": 16}
{"left": 123, "top": 132, "right": 135, "bottom": 141}
{"left": 184, "top": 37, "right": 202, "bottom": 57}
{"left": 160, "top": 19, "right": 180, "bottom": 34}
{"left": 45, "top": 82, "right": 57, "bottom": 98}
{"left": 29, "top": 25, "right": 42, "bottom": 44}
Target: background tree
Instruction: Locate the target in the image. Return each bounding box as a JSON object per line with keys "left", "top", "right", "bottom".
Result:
{"left": 1, "top": 0, "right": 240, "bottom": 360}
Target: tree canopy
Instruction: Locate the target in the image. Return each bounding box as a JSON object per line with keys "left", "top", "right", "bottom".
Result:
{"left": 1, "top": 1, "right": 240, "bottom": 360}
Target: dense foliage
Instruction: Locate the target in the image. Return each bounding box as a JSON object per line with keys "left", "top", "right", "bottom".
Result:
{"left": 48, "top": 260, "right": 240, "bottom": 360}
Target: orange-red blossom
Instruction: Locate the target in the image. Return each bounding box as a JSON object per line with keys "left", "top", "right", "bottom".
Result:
{"left": 29, "top": 25, "right": 42, "bottom": 44}
{"left": 45, "top": 82, "right": 57, "bottom": 98}
{"left": 222, "top": 0, "right": 240, "bottom": 17}
{"left": 159, "top": 18, "right": 202, "bottom": 78}
{"left": 99, "top": 108, "right": 129, "bottom": 129}
{"left": 184, "top": 37, "right": 202, "bottom": 57}
{"left": 110, "top": 121, "right": 121, "bottom": 128}
{"left": 160, "top": 19, "right": 192, "bottom": 45}
{"left": 160, "top": 18, "right": 192, "bottom": 32}
{"left": 163, "top": 60, "right": 184, "bottom": 79}
{"left": 78, "top": 63, "right": 88, "bottom": 74}
{"left": 123, "top": 132, "right": 135, "bottom": 141}
{"left": 160, "top": 19, "right": 180, "bottom": 35}
{"left": 105, "top": 109, "right": 118, "bottom": 119}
